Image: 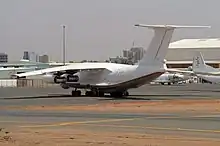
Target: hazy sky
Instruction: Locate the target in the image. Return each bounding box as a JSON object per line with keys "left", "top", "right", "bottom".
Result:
{"left": 1, "top": 0, "right": 220, "bottom": 61}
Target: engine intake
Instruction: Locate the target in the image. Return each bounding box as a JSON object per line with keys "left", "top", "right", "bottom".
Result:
{"left": 54, "top": 76, "right": 66, "bottom": 84}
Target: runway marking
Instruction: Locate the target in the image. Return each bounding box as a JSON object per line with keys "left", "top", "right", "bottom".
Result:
{"left": 18, "top": 116, "right": 189, "bottom": 128}
{"left": 18, "top": 115, "right": 219, "bottom": 128}
{"left": 19, "top": 118, "right": 136, "bottom": 128}
{"left": 84, "top": 124, "right": 220, "bottom": 134}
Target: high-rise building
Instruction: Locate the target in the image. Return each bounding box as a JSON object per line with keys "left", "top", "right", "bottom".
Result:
{"left": 122, "top": 47, "right": 145, "bottom": 63}
{"left": 0, "top": 53, "right": 8, "bottom": 63}
{"left": 123, "top": 50, "right": 129, "bottom": 58}
{"left": 23, "top": 51, "right": 30, "bottom": 60}
{"left": 22, "top": 51, "right": 40, "bottom": 62}
{"left": 29, "top": 52, "right": 39, "bottom": 62}
{"left": 130, "top": 47, "right": 144, "bottom": 62}
{"left": 35, "top": 54, "right": 39, "bottom": 62}
{"left": 39, "top": 55, "right": 49, "bottom": 63}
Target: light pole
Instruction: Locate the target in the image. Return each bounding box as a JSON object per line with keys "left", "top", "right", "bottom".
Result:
{"left": 62, "top": 25, "right": 66, "bottom": 65}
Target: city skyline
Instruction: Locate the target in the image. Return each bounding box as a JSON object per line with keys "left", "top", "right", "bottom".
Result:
{"left": 1, "top": 0, "right": 220, "bottom": 62}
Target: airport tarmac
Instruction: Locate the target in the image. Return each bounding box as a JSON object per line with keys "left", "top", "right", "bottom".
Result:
{"left": 1, "top": 83, "right": 220, "bottom": 106}
{"left": 0, "top": 83, "right": 220, "bottom": 145}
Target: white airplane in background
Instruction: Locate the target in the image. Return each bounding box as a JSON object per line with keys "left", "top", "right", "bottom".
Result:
{"left": 152, "top": 63, "right": 191, "bottom": 85}
{"left": 13, "top": 24, "right": 210, "bottom": 97}
{"left": 152, "top": 72, "right": 189, "bottom": 85}
{"left": 192, "top": 52, "right": 220, "bottom": 84}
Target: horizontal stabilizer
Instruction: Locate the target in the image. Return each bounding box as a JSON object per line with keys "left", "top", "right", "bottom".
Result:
{"left": 134, "top": 24, "right": 211, "bottom": 29}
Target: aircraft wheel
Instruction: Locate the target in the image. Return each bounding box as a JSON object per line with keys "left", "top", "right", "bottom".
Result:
{"left": 85, "top": 91, "right": 90, "bottom": 96}
{"left": 110, "top": 92, "right": 115, "bottom": 97}
{"left": 85, "top": 91, "right": 93, "bottom": 96}
{"left": 98, "top": 91, "right": 105, "bottom": 97}
{"left": 124, "top": 91, "right": 129, "bottom": 96}
{"left": 85, "top": 91, "right": 98, "bottom": 97}
{"left": 168, "top": 82, "right": 171, "bottom": 85}
{"left": 110, "top": 91, "right": 123, "bottom": 97}
{"left": 77, "top": 90, "right": 81, "bottom": 96}
{"left": 71, "top": 91, "right": 76, "bottom": 96}
{"left": 71, "top": 90, "right": 81, "bottom": 97}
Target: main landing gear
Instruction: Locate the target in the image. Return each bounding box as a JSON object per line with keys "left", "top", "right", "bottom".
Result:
{"left": 71, "top": 90, "right": 81, "bottom": 96}
{"left": 71, "top": 88, "right": 105, "bottom": 97}
{"left": 110, "top": 91, "right": 129, "bottom": 97}
{"left": 85, "top": 91, "right": 104, "bottom": 97}
{"left": 70, "top": 88, "right": 129, "bottom": 97}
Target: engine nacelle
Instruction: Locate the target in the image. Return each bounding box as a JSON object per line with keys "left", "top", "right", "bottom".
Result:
{"left": 66, "top": 74, "right": 79, "bottom": 82}
{"left": 54, "top": 75, "right": 66, "bottom": 84}
{"left": 42, "top": 73, "right": 79, "bottom": 84}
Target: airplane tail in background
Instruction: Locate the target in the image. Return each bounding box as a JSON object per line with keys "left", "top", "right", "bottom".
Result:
{"left": 192, "top": 52, "right": 206, "bottom": 69}
{"left": 135, "top": 24, "right": 210, "bottom": 69}
{"left": 192, "top": 51, "right": 218, "bottom": 74}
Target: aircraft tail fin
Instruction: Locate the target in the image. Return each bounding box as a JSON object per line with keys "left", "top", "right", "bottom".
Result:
{"left": 192, "top": 51, "right": 218, "bottom": 73}
{"left": 192, "top": 52, "right": 206, "bottom": 69}
{"left": 135, "top": 24, "right": 210, "bottom": 68}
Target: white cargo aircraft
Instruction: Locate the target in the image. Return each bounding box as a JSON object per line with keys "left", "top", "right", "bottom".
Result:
{"left": 192, "top": 52, "right": 220, "bottom": 84}
{"left": 152, "top": 72, "right": 189, "bottom": 85}
{"left": 13, "top": 24, "right": 209, "bottom": 97}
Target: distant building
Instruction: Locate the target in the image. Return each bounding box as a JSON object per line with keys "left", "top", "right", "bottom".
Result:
{"left": 123, "top": 50, "right": 129, "bottom": 58}
{"left": 23, "top": 51, "right": 39, "bottom": 62}
{"left": 23, "top": 51, "right": 29, "bottom": 60}
{"left": 109, "top": 56, "right": 133, "bottom": 65}
{"left": 39, "top": 55, "right": 49, "bottom": 63}
{"left": 130, "top": 47, "right": 144, "bottom": 62}
{"left": 122, "top": 47, "right": 145, "bottom": 63}
{"left": 35, "top": 54, "right": 39, "bottom": 62}
{"left": 29, "top": 52, "right": 39, "bottom": 62}
{"left": 0, "top": 53, "right": 8, "bottom": 63}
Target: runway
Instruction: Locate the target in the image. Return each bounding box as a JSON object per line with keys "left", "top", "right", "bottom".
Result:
{"left": 1, "top": 83, "right": 220, "bottom": 106}
{"left": 0, "top": 83, "right": 220, "bottom": 145}
{"left": 0, "top": 110, "right": 220, "bottom": 136}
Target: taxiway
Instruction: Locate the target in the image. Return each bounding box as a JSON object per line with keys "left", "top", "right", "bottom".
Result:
{"left": 0, "top": 83, "right": 220, "bottom": 145}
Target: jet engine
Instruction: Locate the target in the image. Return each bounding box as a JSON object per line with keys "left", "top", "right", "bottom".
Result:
{"left": 54, "top": 75, "right": 66, "bottom": 84}
{"left": 54, "top": 74, "right": 79, "bottom": 83}
{"left": 42, "top": 73, "right": 80, "bottom": 84}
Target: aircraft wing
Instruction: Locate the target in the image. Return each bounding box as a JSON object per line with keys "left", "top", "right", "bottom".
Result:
{"left": 193, "top": 71, "right": 220, "bottom": 76}
{"left": 166, "top": 68, "right": 195, "bottom": 76}
{"left": 13, "top": 63, "right": 112, "bottom": 77}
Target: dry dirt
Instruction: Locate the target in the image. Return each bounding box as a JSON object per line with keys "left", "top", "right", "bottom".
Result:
{"left": 1, "top": 99, "right": 220, "bottom": 145}
{"left": 4, "top": 99, "right": 220, "bottom": 114}
{"left": 0, "top": 128, "right": 220, "bottom": 146}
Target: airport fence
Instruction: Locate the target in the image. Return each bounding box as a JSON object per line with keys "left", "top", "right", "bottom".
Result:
{"left": 0, "top": 79, "right": 57, "bottom": 88}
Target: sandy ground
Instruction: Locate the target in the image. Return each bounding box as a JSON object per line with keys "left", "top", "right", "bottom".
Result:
{"left": 1, "top": 99, "right": 220, "bottom": 145}
{"left": 5, "top": 99, "right": 220, "bottom": 114}
{"left": 0, "top": 128, "right": 220, "bottom": 146}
